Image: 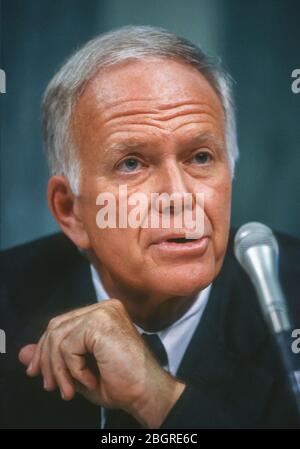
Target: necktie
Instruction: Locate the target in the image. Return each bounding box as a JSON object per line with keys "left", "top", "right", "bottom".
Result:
{"left": 103, "top": 333, "right": 168, "bottom": 429}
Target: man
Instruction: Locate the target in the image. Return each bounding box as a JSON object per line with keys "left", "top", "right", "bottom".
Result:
{"left": 1, "top": 25, "right": 299, "bottom": 429}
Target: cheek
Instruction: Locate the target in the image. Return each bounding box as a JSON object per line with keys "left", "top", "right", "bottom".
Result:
{"left": 202, "top": 180, "right": 232, "bottom": 250}
{"left": 82, "top": 193, "right": 142, "bottom": 262}
{"left": 101, "top": 230, "right": 132, "bottom": 256}
{"left": 209, "top": 188, "right": 231, "bottom": 224}
{"left": 87, "top": 227, "right": 145, "bottom": 281}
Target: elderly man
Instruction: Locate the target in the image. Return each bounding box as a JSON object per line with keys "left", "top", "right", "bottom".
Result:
{"left": 1, "top": 25, "right": 299, "bottom": 429}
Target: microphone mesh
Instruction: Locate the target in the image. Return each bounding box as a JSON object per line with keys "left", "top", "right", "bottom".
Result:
{"left": 234, "top": 222, "right": 278, "bottom": 263}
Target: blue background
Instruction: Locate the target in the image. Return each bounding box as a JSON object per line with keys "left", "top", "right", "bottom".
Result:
{"left": 1, "top": 0, "right": 299, "bottom": 249}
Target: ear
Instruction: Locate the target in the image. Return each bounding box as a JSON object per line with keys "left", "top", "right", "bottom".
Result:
{"left": 47, "top": 175, "right": 91, "bottom": 250}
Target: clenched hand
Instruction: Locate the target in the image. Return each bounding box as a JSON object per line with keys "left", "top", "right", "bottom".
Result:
{"left": 18, "top": 299, "right": 186, "bottom": 428}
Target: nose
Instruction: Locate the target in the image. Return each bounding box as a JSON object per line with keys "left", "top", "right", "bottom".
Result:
{"left": 154, "top": 159, "right": 194, "bottom": 216}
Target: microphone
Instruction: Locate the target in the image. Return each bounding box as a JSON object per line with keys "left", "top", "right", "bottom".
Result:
{"left": 234, "top": 222, "right": 300, "bottom": 418}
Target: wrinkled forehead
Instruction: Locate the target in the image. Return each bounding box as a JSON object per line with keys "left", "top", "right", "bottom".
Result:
{"left": 70, "top": 58, "right": 226, "bottom": 164}
{"left": 72, "top": 57, "right": 224, "bottom": 123}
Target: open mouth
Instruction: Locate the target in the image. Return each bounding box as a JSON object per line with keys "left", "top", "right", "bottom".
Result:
{"left": 166, "top": 237, "right": 197, "bottom": 243}
{"left": 151, "top": 234, "right": 209, "bottom": 257}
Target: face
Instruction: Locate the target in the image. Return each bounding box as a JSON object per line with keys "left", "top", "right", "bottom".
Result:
{"left": 71, "top": 58, "right": 232, "bottom": 302}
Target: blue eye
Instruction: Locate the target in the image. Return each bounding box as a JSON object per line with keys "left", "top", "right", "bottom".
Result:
{"left": 191, "top": 152, "right": 211, "bottom": 165}
{"left": 117, "top": 157, "right": 141, "bottom": 172}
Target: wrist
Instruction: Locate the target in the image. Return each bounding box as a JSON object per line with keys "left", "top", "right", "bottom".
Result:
{"left": 129, "top": 370, "right": 186, "bottom": 428}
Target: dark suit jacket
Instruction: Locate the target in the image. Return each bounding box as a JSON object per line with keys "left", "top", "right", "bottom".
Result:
{"left": 0, "top": 230, "right": 300, "bottom": 429}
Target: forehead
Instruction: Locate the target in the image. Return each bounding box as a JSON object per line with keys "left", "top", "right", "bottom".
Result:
{"left": 71, "top": 58, "right": 225, "bottom": 147}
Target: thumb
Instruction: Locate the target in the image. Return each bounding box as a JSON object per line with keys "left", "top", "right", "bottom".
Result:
{"left": 18, "top": 344, "right": 37, "bottom": 366}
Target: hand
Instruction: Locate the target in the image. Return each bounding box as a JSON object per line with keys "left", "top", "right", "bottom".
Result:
{"left": 18, "top": 299, "right": 186, "bottom": 428}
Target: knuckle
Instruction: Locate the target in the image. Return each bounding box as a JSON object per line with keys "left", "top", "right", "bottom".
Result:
{"left": 48, "top": 328, "right": 63, "bottom": 348}
{"left": 87, "top": 299, "right": 126, "bottom": 331}
{"left": 48, "top": 329, "right": 57, "bottom": 344}
{"left": 98, "top": 298, "right": 122, "bottom": 309}
{"left": 52, "top": 353, "right": 67, "bottom": 371}
{"left": 53, "top": 363, "right": 65, "bottom": 379}
{"left": 68, "top": 365, "right": 80, "bottom": 380}
{"left": 47, "top": 317, "right": 61, "bottom": 330}
{"left": 107, "top": 298, "right": 125, "bottom": 312}
{"left": 60, "top": 339, "right": 69, "bottom": 353}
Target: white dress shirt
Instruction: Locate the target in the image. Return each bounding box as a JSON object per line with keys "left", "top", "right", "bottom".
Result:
{"left": 90, "top": 264, "right": 211, "bottom": 428}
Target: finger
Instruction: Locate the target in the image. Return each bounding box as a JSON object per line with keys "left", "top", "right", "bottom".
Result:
{"left": 39, "top": 306, "right": 104, "bottom": 392}
{"left": 64, "top": 350, "right": 98, "bottom": 391}
{"left": 60, "top": 330, "right": 98, "bottom": 391}
{"left": 18, "top": 344, "right": 37, "bottom": 367}
{"left": 39, "top": 322, "right": 78, "bottom": 394}
{"left": 26, "top": 302, "right": 112, "bottom": 378}
{"left": 42, "top": 322, "right": 78, "bottom": 400}
{"left": 28, "top": 307, "right": 98, "bottom": 384}
{"left": 26, "top": 333, "right": 47, "bottom": 376}
{"left": 49, "top": 347, "right": 75, "bottom": 401}
{"left": 39, "top": 332, "right": 58, "bottom": 391}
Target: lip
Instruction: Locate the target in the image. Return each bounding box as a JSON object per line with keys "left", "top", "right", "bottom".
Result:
{"left": 152, "top": 232, "right": 206, "bottom": 245}
{"left": 150, "top": 233, "right": 210, "bottom": 257}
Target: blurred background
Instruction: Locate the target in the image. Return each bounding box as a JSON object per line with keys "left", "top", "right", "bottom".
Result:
{"left": 1, "top": 0, "right": 299, "bottom": 249}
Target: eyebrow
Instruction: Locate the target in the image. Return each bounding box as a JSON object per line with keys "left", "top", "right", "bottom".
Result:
{"left": 184, "top": 131, "right": 224, "bottom": 149}
{"left": 104, "top": 140, "right": 149, "bottom": 155}
{"left": 104, "top": 131, "right": 224, "bottom": 156}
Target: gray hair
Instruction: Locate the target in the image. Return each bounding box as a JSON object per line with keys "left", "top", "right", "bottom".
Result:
{"left": 42, "top": 25, "right": 239, "bottom": 195}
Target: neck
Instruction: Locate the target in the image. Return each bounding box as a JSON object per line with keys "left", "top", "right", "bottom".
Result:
{"left": 88, "top": 255, "right": 199, "bottom": 332}
{"left": 120, "top": 290, "right": 199, "bottom": 332}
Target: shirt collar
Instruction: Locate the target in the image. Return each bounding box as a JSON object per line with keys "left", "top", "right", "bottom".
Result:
{"left": 90, "top": 263, "right": 211, "bottom": 375}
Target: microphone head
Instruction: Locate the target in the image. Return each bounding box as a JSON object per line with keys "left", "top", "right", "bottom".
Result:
{"left": 234, "top": 222, "right": 279, "bottom": 269}
{"left": 234, "top": 222, "right": 290, "bottom": 333}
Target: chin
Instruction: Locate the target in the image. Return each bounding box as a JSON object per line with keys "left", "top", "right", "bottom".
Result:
{"left": 149, "top": 264, "right": 215, "bottom": 297}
